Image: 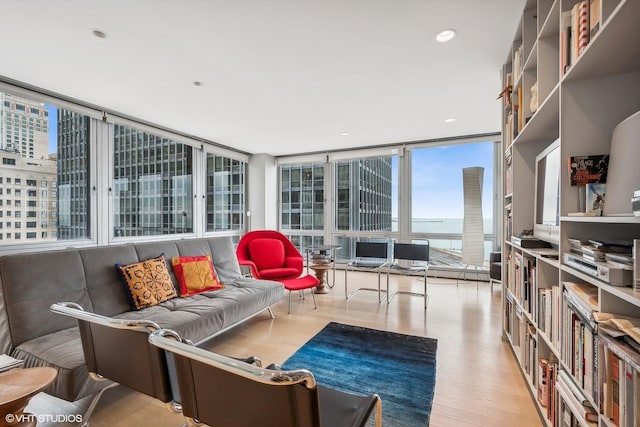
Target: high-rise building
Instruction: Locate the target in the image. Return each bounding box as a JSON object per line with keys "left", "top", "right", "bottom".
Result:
{"left": 56, "top": 109, "right": 90, "bottom": 240}
{"left": 0, "top": 93, "right": 49, "bottom": 160}
{"left": 281, "top": 158, "right": 392, "bottom": 232}
{"left": 335, "top": 157, "right": 393, "bottom": 231}
{"left": 0, "top": 93, "right": 57, "bottom": 243}
{"left": 113, "top": 125, "right": 193, "bottom": 237}
{"left": 0, "top": 151, "right": 57, "bottom": 243}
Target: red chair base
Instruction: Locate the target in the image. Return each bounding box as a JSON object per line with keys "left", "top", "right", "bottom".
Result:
{"left": 280, "top": 275, "right": 320, "bottom": 313}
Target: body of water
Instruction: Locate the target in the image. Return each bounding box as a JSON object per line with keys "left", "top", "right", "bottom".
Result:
{"left": 393, "top": 218, "right": 494, "bottom": 234}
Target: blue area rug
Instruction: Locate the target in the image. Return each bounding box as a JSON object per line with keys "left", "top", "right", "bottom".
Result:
{"left": 282, "top": 322, "right": 437, "bottom": 426}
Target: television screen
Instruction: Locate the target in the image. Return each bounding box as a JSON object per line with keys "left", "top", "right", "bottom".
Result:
{"left": 534, "top": 140, "right": 560, "bottom": 245}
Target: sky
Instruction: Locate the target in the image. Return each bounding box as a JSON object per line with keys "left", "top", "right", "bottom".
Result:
{"left": 400, "top": 141, "right": 495, "bottom": 219}
{"left": 46, "top": 104, "right": 57, "bottom": 154}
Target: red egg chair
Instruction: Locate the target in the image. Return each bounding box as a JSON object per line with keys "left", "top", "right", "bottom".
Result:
{"left": 236, "top": 230, "right": 319, "bottom": 313}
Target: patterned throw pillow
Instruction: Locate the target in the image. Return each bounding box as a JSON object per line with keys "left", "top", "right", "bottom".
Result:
{"left": 171, "top": 255, "right": 224, "bottom": 297}
{"left": 117, "top": 255, "right": 178, "bottom": 310}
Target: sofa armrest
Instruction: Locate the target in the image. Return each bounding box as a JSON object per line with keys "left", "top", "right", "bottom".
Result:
{"left": 50, "top": 302, "right": 173, "bottom": 404}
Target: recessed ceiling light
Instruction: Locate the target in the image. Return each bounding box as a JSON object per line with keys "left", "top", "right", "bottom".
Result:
{"left": 436, "top": 29, "right": 456, "bottom": 42}
{"left": 193, "top": 81, "right": 203, "bottom": 87}
{"left": 444, "top": 118, "right": 456, "bottom": 123}
{"left": 92, "top": 29, "right": 107, "bottom": 39}
{"left": 341, "top": 132, "right": 350, "bottom": 136}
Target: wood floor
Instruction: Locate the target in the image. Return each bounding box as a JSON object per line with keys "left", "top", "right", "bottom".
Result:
{"left": 30, "top": 273, "right": 543, "bottom": 426}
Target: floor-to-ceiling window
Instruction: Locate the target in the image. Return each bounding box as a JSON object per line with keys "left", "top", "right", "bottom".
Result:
{"left": 279, "top": 162, "right": 325, "bottom": 250}
{"left": 206, "top": 154, "right": 245, "bottom": 232}
{"left": 0, "top": 84, "right": 249, "bottom": 253}
{"left": 410, "top": 141, "right": 497, "bottom": 268}
{"left": 113, "top": 125, "right": 193, "bottom": 237}
{"left": 277, "top": 139, "right": 499, "bottom": 272}
{"left": 0, "top": 91, "right": 91, "bottom": 245}
{"left": 333, "top": 155, "right": 398, "bottom": 261}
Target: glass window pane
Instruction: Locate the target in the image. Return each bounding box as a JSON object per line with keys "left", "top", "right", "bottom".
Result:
{"left": 411, "top": 142, "right": 494, "bottom": 234}
{"left": 113, "top": 125, "right": 193, "bottom": 237}
{"left": 334, "top": 156, "right": 396, "bottom": 232}
{"left": 0, "top": 92, "right": 90, "bottom": 245}
{"left": 280, "top": 163, "right": 324, "bottom": 231}
{"left": 410, "top": 141, "right": 495, "bottom": 266}
{"left": 206, "top": 154, "right": 245, "bottom": 232}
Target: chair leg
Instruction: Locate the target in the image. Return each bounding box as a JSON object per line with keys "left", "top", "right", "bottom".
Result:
{"left": 374, "top": 394, "right": 382, "bottom": 427}
{"left": 288, "top": 290, "right": 292, "bottom": 314}
{"left": 311, "top": 290, "right": 317, "bottom": 309}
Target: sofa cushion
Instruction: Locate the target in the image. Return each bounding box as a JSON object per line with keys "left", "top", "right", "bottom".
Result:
{"left": 172, "top": 255, "right": 223, "bottom": 296}
{"left": 12, "top": 328, "right": 107, "bottom": 402}
{"left": 258, "top": 267, "right": 300, "bottom": 280}
{"left": 117, "top": 255, "right": 178, "bottom": 310}
{"left": 0, "top": 249, "right": 93, "bottom": 347}
{"left": 248, "top": 238, "right": 285, "bottom": 271}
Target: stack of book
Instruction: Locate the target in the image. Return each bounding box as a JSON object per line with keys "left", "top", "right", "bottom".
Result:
{"left": 0, "top": 354, "right": 24, "bottom": 372}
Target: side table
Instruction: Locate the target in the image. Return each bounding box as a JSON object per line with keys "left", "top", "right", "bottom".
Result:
{"left": 0, "top": 367, "right": 57, "bottom": 427}
{"left": 309, "top": 263, "right": 331, "bottom": 294}
{"left": 306, "top": 244, "right": 341, "bottom": 290}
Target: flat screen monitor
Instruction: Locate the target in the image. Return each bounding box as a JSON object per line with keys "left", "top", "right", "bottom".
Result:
{"left": 533, "top": 139, "right": 560, "bottom": 245}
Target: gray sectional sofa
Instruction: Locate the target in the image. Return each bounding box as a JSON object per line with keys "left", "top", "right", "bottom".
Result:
{"left": 0, "top": 236, "right": 284, "bottom": 406}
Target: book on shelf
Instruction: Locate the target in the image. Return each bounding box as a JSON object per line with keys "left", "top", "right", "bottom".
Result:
{"left": 567, "top": 154, "right": 609, "bottom": 186}
{"left": 589, "top": 0, "right": 601, "bottom": 39}
{"left": 594, "top": 313, "right": 640, "bottom": 348}
{"left": 557, "top": 369, "right": 599, "bottom": 424}
{"left": 517, "top": 86, "right": 523, "bottom": 133}
{"left": 577, "top": 1, "right": 590, "bottom": 56}
{"left": 598, "top": 332, "right": 640, "bottom": 427}
{"left": 561, "top": 10, "right": 572, "bottom": 75}
{"left": 563, "top": 281, "right": 598, "bottom": 314}
{"left": 612, "top": 352, "right": 621, "bottom": 426}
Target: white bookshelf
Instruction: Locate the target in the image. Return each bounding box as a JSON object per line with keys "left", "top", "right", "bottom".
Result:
{"left": 501, "top": 1, "right": 640, "bottom": 426}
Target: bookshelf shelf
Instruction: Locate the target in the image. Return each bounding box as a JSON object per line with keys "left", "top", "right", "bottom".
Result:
{"left": 501, "top": 1, "right": 640, "bottom": 426}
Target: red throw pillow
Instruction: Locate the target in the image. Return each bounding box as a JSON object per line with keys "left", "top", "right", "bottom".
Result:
{"left": 171, "top": 255, "right": 224, "bottom": 297}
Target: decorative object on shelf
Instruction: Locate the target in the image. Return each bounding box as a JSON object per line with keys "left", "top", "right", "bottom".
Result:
{"left": 586, "top": 183, "right": 606, "bottom": 216}
{"left": 567, "top": 154, "right": 608, "bottom": 213}
{"left": 530, "top": 81, "right": 538, "bottom": 113}
{"left": 603, "top": 110, "right": 640, "bottom": 216}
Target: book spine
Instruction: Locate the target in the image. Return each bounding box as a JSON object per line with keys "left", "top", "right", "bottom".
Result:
{"left": 578, "top": 1, "right": 590, "bottom": 56}
{"left": 613, "top": 352, "right": 620, "bottom": 426}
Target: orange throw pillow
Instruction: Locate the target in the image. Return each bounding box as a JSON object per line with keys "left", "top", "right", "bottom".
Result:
{"left": 117, "top": 255, "right": 178, "bottom": 310}
{"left": 172, "top": 255, "right": 224, "bottom": 296}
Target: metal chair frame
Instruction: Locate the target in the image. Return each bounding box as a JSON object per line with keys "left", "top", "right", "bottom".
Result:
{"left": 344, "top": 241, "right": 390, "bottom": 302}
{"left": 149, "top": 329, "right": 382, "bottom": 427}
{"left": 386, "top": 242, "right": 430, "bottom": 309}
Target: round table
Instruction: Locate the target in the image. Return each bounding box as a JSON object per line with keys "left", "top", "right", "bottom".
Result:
{"left": 309, "top": 263, "right": 332, "bottom": 294}
{"left": 0, "top": 367, "right": 57, "bottom": 427}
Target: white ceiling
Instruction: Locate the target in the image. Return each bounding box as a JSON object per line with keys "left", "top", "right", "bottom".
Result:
{"left": 1, "top": 0, "right": 525, "bottom": 156}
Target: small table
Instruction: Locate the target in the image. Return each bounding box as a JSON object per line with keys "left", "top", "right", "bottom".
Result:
{"left": 0, "top": 367, "right": 57, "bottom": 427}
{"left": 306, "top": 244, "right": 341, "bottom": 293}
{"left": 309, "top": 263, "right": 332, "bottom": 294}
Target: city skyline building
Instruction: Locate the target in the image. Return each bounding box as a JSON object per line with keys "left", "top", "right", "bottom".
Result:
{"left": 113, "top": 125, "right": 193, "bottom": 237}
{"left": 56, "top": 109, "right": 90, "bottom": 240}
{"left": 0, "top": 93, "right": 57, "bottom": 243}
